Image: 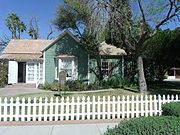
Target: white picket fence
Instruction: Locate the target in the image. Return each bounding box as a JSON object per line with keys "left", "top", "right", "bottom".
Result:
{"left": 0, "top": 94, "right": 179, "bottom": 122}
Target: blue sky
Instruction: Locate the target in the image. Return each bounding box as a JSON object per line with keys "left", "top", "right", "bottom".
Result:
{"left": 0, "top": 0, "right": 63, "bottom": 39}
{"left": 0, "top": 0, "right": 179, "bottom": 40}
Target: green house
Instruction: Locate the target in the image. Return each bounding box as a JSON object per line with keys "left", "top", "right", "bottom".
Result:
{"left": 0, "top": 30, "right": 126, "bottom": 87}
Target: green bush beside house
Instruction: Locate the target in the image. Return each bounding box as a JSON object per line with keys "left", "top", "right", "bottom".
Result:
{"left": 0, "top": 62, "right": 8, "bottom": 87}
{"left": 40, "top": 75, "right": 133, "bottom": 91}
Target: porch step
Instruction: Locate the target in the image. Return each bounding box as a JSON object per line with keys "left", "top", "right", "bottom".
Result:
{"left": 6, "top": 83, "right": 36, "bottom": 89}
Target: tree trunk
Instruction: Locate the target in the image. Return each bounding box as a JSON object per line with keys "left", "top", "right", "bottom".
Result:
{"left": 96, "top": 59, "right": 103, "bottom": 81}
{"left": 137, "top": 56, "right": 147, "bottom": 92}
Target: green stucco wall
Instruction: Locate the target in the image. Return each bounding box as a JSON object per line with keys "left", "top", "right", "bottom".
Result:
{"left": 44, "top": 34, "right": 88, "bottom": 83}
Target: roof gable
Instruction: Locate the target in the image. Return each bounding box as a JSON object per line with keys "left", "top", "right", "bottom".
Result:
{"left": 43, "top": 30, "right": 80, "bottom": 52}
{"left": 2, "top": 39, "right": 52, "bottom": 54}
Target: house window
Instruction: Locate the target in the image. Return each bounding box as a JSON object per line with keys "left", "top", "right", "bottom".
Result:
{"left": 101, "top": 60, "right": 112, "bottom": 77}
{"left": 58, "top": 57, "right": 78, "bottom": 80}
{"left": 61, "top": 59, "right": 73, "bottom": 77}
{"left": 27, "top": 63, "right": 35, "bottom": 82}
{"left": 37, "top": 63, "right": 39, "bottom": 80}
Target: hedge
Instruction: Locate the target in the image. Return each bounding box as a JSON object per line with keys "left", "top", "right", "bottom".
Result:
{"left": 162, "top": 102, "right": 180, "bottom": 117}
{"left": 104, "top": 116, "right": 180, "bottom": 135}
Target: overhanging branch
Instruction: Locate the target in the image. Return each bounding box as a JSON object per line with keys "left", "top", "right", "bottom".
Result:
{"left": 156, "top": 0, "right": 180, "bottom": 29}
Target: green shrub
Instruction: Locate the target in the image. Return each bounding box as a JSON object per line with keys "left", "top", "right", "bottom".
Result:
{"left": 100, "top": 75, "right": 132, "bottom": 89}
{"left": 65, "top": 80, "right": 87, "bottom": 91}
{"left": 42, "top": 82, "right": 51, "bottom": 90}
{"left": 162, "top": 102, "right": 180, "bottom": 117}
{"left": 50, "top": 82, "right": 61, "bottom": 91}
{"left": 42, "top": 82, "right": 67, "bottom": 91}
{"left": 104, "top": 116, "right": 180, "bottom": 135}
{"left": 0, "top": 62, "right": 8, "bottom": 87}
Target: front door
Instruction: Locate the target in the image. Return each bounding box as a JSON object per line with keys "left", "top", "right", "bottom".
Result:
{"left": 18, "top": 62, "right": 26, "bottom": 83}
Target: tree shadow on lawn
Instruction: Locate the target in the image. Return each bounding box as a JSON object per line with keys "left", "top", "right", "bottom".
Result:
{"left": 147, "top": 81, "right": 180, "bottom": 95}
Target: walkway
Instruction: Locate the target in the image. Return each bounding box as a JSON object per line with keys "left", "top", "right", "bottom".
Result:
{"left": 0, "top": 120, "right": 119, "bottom": 135}
{"left": 0, "top": 87, "right": 43, "bottom": 97}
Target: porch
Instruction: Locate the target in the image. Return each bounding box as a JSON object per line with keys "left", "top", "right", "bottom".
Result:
{"left": 8, "top": 61, "right": 43, "bottom": 86}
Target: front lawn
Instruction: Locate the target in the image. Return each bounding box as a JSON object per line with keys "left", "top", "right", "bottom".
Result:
{"left": 6, "top": 80, "right": 180, "bottom": 100}
{"left": 11, "top": 88, "right": 140, "bottom": 99}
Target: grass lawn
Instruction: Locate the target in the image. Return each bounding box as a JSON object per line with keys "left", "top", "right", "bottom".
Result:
{"left": 11, "top": 88, "right": 141, "bottom": 100}
{"left": 6, "top": 80, "right": 180, "bottom": 100}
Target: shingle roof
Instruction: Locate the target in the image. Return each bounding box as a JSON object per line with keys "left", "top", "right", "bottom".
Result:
{"left": 99, "top": 41, "right": 127, "bottom": 56}
{"left": 0, "top": 39, "right": 52, "bottom": 61}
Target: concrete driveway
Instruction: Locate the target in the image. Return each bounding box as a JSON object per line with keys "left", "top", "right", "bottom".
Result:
{"left": 0, "top": 87, "right": 43, "bottom": 97}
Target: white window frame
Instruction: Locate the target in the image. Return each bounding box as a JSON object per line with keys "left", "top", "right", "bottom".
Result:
{"left": 26, "top": 62, "right": 38, "bottom": 83}
{"left": 57, "top": 57, "right": 78, "bottom": 81}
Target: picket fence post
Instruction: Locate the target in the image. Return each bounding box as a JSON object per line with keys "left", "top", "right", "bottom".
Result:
{"left": 126, "top": 96, "right": 130, "bottom": 118}
{"left": 92, "top": 96, "right": 96, "bottom": 119}
{"left": 112, "top": 96, "right": 116, "bottom": 119}
{"left": 117, "top": 96, "right": 120, "bottom": 119}
{"left": 87, "top": 96, "right": 90, "bottom": 120}
{"left": 49, "top": 97, "right": 54, "bottom": 121}
{"left": 131, "top": 95, "right": 134, "bottom": 118}
{"left": 38, "top": 97, "right": 42, "bottom": 121}
{"left": 60, "top": 97, "right": 64, "bottom": 121}
{"left": 21, "top": 97, "right": 26, "bottom": 121}
{"left": 71, "top": 97, "right": 75, "bottom": 120}
{"left": 97, "top": 96, "right": 101, "bottom": 119}
{"left": 4, "top": 97, "right": 8, "bottom": 121}
{"left": 122, "top": 96, "right": 125, "bottom": 118}
{"left": 149, "top": 95, "right": 153, "bottom": 116}
{"left": 10, "top": 97, "right": 14, "bottom": 121}
{"left": 76, "top": 97, "right": 80, "bottom": 120}
{"left": 135, "top": 95, "right": 139, "bottom": 117}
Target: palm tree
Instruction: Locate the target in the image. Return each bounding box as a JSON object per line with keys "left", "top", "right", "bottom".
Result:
{"left": 17, "top": 21, "right": 26, "bottom": 39}
{"left": 28, "top": 17, "right": 39, "bottom": 39}
{"left": 5, "top": 13, "right": 26, "bottom": 39}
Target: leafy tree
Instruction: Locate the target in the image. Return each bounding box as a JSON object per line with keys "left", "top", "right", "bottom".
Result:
{"left": 17, "top": 21, "right": 26, "bottom": 39}
{"left": 144, "top": 28, "right": 180, "bottom": 81}
{"left": 5, "top": 13, "right": 26, "bottom": 39}
{"left": 0, "top": 36, "right": 9, "bottom": 87}
{"left": 101, "top": 0, "right": 180, "bottom": 92}
{"left": 53, "top": 0, "right": 91, "bottom": 37}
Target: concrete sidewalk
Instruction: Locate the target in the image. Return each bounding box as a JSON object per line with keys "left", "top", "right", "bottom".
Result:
{"left": 0, "top": 123, "right": 117, "bottom": 135}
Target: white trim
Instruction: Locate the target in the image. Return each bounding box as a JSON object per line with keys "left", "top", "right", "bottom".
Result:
{"left": 43, "top": 51, "right": 46, "bottom": 84}
{"left": 25, "top": 62, "right": 28, "bottom": 83}
{"left": 26, "top": 62, "right": 38, "bottom": 83}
